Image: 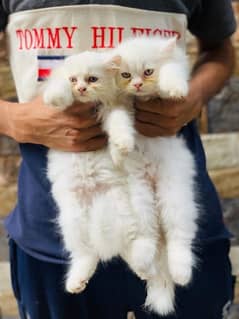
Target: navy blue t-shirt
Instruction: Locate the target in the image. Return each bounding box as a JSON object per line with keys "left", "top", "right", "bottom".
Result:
{"left": 1, "top": 0, "right": 236, "bottom": 263}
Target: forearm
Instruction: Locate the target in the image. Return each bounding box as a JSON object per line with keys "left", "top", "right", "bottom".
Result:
{"left": 0, "top": 97, "right": 106, "bottom": 151}
{"left": 190, "top": 38, "right": 235, "bottom": 105}
{"left": 0, "top": 99, "right": 15, "bottom": 137}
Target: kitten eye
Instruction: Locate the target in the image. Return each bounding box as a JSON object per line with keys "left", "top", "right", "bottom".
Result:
{"left": 88, "top": 76, "right": 98, "bottom": 83}
{"left": 144, "top": 69, "right": 154, "bottom": 76}
{"left": 121, "top": 72, "right": 131, "bottom": 79}
{"left": 69, "top": 76, "right": 77, "bottom": 83}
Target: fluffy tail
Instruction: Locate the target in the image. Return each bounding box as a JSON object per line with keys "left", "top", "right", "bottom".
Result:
{"left": 145, "top": 275, "right": 175, "bottom": 316}
{"left": 145, "top": 251, "right": 175, "bottom": 316}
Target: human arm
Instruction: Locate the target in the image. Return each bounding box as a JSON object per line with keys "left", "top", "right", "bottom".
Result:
{"left": 0, "top": 27, "right": 106, "bottom": 152}
{"left": 0, "top": 97, "right": 107, "bottom": 151}
{"left": 135, "top": 37, "right": 235, "bottom": 137}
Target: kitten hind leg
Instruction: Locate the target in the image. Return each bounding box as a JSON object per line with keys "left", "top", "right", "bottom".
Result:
{"left": 51, "top": 183, "right": 99, "bottom": 293}
{"left": 66, "top": 254, "right": 98, "bottom": 294}
{"left": 155, "top": 137, "right": 198, "bottom": 286}
{"left": 167, "top": 240, "right": 195, "bottom": 286}
{"left": 122, "top": 174, "right": 159, "bottom": 279}
{"left": 122, "top": 237, "right": 158, "bottom": 280}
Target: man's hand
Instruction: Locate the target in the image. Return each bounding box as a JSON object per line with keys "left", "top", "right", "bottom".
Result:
{"left": 135, "top": 86, "right": 202, "bottom": 137}
{"left": 7, "top": 96, "right": 107, "bottom": 152}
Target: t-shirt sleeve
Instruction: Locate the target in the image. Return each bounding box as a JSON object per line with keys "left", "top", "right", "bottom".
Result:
{"left": 0, "top": 3, "right": 8, "bottom": 31}
{"left": 188, "top": 0, "right": 236, "bottom": 44}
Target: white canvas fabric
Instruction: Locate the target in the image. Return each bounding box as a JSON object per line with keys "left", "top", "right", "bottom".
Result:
{"left": 7, "top": 4, "right": 187, "bottom": 102}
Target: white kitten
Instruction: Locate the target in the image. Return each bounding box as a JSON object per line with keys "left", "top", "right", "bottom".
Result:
{"left": 44, "top": 51, "right": 172, "bottom": 314}
{"left": 114, "top": 36, "right": 199, "bottom": 313}
{"left": 115, "top": 36, "right": 189, "bottom": 99}
{"left": 44, "top": 52, "right": 134, "bottom": 166}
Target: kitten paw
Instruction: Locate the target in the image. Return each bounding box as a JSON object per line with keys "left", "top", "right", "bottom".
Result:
{"left": 110, "top": 135, "right": 135, "bottom": 166}
{"left": 110, "top": 146, "right": 124, "bottom": 167}
{"left": 116, "top": 134, "right": 135, "bottom": 155}
{"left": 65, "top": 256, "right": 98, "bottom": 294}
{"left": 159, "top": 79, "right": 188, "bottom": 99}
{"left": 66, "top": 277, "right": 88, "bottom": 294}
{"left": 168, "top": 247, "right": 194, "bottom": 286}
{"left": 128, "top": 238, "right": 157, "bottom": 279}
{"left": 170, "top": 266, "right": 192, "bottom": 286}
{"left": 43, "top": 88, "right": 74, "bottom": 110}
{"left": 43, "top": 79, "right": 74, "bottom": 110}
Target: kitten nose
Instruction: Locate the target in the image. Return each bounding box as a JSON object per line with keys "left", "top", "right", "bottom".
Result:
{"left": 134, "top": 83, "right": 143, "bottom": 89}
{"left": 78, "top": 86, "right": 87, "bottom": 93}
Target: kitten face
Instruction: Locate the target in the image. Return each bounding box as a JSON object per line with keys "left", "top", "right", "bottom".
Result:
{"left": 63, "top": 52, "right": 119, "bottom": 102}
{"left": 68, "top": 71, "right": 103, "bottom": 103}
{"left": 115, "top": 37, "right": 177, "bottom": 97}
{"left": 116, "top": 60, "right": 160, "bottom": 96}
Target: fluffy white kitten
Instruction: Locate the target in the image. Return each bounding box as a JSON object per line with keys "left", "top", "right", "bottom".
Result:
{"left": 114, "top": 37, "right": 199, "bottom": 313}
{"left": 44, "top": 51, "right": 173, "bottom": 315}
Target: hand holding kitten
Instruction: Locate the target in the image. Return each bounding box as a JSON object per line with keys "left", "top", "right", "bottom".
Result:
{"left": 7, "top": 96, "right": 106, "bottom": 152}
{"left": 135, "top": 83, "right": 203, "bottom": 137}
{"left": 115, "top": 36, "right": 201, "bottom": 137}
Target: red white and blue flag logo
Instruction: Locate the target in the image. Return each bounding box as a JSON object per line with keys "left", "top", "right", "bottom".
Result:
{"left": 37, "top": 55, "right": 65, "bottom": 81}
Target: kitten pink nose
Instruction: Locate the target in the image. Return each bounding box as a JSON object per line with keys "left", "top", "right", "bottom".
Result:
{"left": 78, "top": 86, "right": 87, "bottom": 93}
{"left": 134, "top": 83, "right": 143, "bottom": 90}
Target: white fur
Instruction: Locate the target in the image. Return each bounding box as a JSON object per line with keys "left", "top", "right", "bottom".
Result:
{"left": 115, "top": 36, "right": 189, "bottom": 99}
{"left": 45, "top": 51, "right": 170, "bottom": 314}
{"left": 114, "top": 37, "right": 199, "bottom": 312}
{"left": 45, "top": 37, "right": 199, "bottom": 316}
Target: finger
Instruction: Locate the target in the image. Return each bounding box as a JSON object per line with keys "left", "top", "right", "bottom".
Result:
{"left": 65, "top": 125, "right": 102, "bottom": 136}
{"left": 136, "top": 98, "right": 186, "bottom": 117}
{"left": 69, "top": 135, "right": 108, "bottom": 152}
{"left": 64, "top": 115, "right": 99, "bottom": 129}
{"left": 135, "top": 99, "right": 163, "bottom": 113}
{"left": 135, "top": 109, "right": 180, "bottom": 130}
{"left": 135, "top": 120, "right": 178, "bottom": 137}
{"left": 66, "top": 125, "right": 104, "bottom": 142}
{"left": 158, "top": 99, "right": 189, "bottom": 118}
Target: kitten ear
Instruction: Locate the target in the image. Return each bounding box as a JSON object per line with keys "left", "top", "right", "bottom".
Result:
{"left": 160, "top": 37, "right": 177, "bottom": 55}
{"left": 105, "top": 55, "right": 122, "bottom": 72}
